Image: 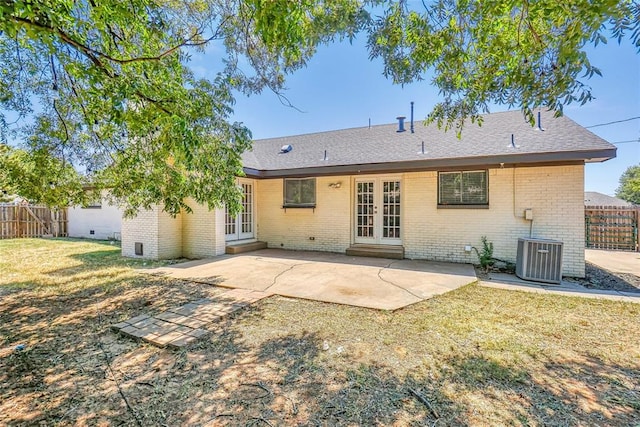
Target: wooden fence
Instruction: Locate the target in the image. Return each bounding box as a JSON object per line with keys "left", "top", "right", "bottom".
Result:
{"left": 0, "top": 204, "right": 68, "bottom": 239}
{"left": 585, "top": 205, "right": 640, "bottom": 251}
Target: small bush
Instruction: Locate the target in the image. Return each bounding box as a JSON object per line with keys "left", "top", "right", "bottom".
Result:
{"left": 477, "top": 236, "right": 494, "bottom": 272}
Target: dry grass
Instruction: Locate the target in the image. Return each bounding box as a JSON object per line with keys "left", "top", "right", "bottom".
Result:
{"left": 1, "top": 239, "right": 639, "bottom": 426}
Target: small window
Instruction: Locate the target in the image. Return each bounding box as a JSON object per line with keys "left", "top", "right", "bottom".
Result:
{"left": 82, "top": 194, "right": 102, "bottom": 209}
{"left": 284, "top": 178, "right": 316, "bottom": 208}
{"left": 438, "top": 170, "right": 488, "bottom": 206}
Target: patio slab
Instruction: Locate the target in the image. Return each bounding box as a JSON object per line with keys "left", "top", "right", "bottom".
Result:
{"left": 148, "top": 249, "right": 478, "bottom": 310}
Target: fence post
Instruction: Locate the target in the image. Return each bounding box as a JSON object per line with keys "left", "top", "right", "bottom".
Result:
{"left": 636, "top": 207, "right": 640, "bottom": 252}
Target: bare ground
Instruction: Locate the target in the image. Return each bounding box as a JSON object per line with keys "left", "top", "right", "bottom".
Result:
{"left": 1, "top": 239, "right": 639, "bottom": 426}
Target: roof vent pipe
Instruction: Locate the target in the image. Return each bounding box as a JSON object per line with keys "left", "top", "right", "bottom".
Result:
{"left": 507, "top": 134, "right": 520, "bottom": 148}
{"left": 410, "top": 102, "right": 415, "bottom": 133}
{"left": 537, "top": 111, "right": 545, "bottom": 131}
{"left": 396, "top": 116, "right": 406, "bottom": 133}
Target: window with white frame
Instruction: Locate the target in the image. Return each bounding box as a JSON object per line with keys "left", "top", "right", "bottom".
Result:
{"left": 283, "top": 178, "right": 316, "bottom": 207}
{"left": 438, "top": 170, "right": 488, "bottom": 206}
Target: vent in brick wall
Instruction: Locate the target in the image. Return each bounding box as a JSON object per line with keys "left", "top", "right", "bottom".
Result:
{"left": 135, "top": 242, "right": 143, "bottom": 256}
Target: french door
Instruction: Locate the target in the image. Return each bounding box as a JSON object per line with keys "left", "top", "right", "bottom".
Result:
{"left": 225, "top": 180, "right": 254, "bottom": 241}
{"left": 354, "top": 178, "right": 401, "bottom": 244}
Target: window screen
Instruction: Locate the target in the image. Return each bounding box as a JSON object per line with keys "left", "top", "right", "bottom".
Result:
{"left": 438, "top": 171, "right": 488, "bottom": 205}
{"left": 284, "top": 178, "right": 316, "bottom": 207}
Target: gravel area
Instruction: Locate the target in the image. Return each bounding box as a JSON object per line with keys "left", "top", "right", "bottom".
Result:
{"left": 577, "top": 262, "right": 640, "bottom": 293}
{"left": 476, "top": 261, "right": 640, "bottom": 293}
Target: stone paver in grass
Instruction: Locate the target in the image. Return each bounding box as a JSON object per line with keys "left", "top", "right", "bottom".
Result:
{"left": 112, "top": 289, "right": 272, "bottom": 348}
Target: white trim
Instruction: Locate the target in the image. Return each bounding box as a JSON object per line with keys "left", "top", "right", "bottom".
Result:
{"left": 354, "top": 176, "right": 402, "bottom": 245}
{"left": 225, "top": 178, "right": 256, "bottom": 242}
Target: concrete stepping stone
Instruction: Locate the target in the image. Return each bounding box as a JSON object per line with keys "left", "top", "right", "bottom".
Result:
{"left": 112, "top": 289, "right": 271, "bottom": 348}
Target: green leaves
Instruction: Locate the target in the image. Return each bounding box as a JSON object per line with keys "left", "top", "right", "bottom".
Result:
{"left": 0, "top": 145, "right": 85, "bottom": 208}
{"left": 0, "top": 0, "right": 368, "bottom": 216}
{"left": 367, "top": 0, "right": 637, "bottom": 130}
{"left": 616, "top": 164, "right": 640, "bottom": 205}
{"left": 1, "top": 0, "right": 638, "bottom": 216}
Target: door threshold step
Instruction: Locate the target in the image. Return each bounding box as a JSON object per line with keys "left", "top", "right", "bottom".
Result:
{"left": 346, "top": 244, "right": 404, "bottom": 260}
{"left": 226, "top": 241, "right": 268, "bottom": 254}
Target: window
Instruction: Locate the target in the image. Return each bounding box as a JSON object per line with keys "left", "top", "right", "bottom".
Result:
{"left": 82, "top": 193, "right": 102, "bottom": 209}
{"left": 284, "top": 178, "right": 316, "bottom": 207}
{"left": 438, "top": 170, "right": 488, "bottom": 206}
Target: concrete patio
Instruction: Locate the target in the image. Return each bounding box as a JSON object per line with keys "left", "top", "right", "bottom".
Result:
{"left": 148, "top": 249, "right": 478, "bottom": 310}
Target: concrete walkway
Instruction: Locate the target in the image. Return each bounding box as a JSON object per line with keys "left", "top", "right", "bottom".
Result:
{"left": 585, "top": 249, "right": 640, "bottom": 275}
{"left": 149, "top": 249, "right": 478, "bottom": 310}
{"left": 112, "top": 288, "right": 271, "bottom": 348}
{"left": 480, "top": 273, "right": 640, "bottom": 303}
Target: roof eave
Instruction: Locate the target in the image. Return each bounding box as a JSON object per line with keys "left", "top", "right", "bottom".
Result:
{"left": 243, "top": 148, "right": 616, "bottom": 178}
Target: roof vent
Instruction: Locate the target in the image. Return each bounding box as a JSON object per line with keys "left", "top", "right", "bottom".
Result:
{"left": 410, "top": 102, "right": 415, "bottom": 133}
{"left": 396, "top": 116, "right": 406, "bottom": 133}
{"left": 536, "top": 111, "right": 545, "bottom": 131}
{"left": 280, "top": 144, "right": 292, "bottom": 154}
{"left": 507, "top": 133, "right": 520, "bottom": 149}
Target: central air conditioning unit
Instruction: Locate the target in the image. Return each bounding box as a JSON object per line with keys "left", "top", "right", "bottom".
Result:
{"left": 516, "top": 238, "right": 563, "bottom": 284}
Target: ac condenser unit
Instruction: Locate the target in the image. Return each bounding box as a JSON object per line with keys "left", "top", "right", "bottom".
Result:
{"left": 515, "top": 238, "right": 563, "bottom": 284}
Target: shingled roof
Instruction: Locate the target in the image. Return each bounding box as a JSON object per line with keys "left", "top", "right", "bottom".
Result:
{"left": 242, "top": 110, "right": 616, "bottom": 178}
{"left": 585, "top": 191, "right": 634, "bottom": 207}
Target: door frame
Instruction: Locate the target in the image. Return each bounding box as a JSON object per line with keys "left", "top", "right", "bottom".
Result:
{"left": 353, "top": 175, "right": 402, "bottom": 245}
{"left": 225, "top": 178, "right": 256, "bottom": 242}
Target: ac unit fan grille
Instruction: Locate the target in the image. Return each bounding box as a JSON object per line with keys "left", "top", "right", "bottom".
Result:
{"left": 516, "top": 238, "right": 563, "bottom": 284}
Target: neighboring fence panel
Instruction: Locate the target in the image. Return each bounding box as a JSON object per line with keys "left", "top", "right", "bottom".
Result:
{"left": 585, "top": 205, "right": 640, "bottom": 251}
{"left": 0, "top": 204, "right": 68, "bottom": 239}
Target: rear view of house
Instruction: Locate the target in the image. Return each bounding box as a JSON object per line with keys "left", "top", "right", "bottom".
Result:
{"left": 121, "top": 110, "right": 615, "bottom": 278}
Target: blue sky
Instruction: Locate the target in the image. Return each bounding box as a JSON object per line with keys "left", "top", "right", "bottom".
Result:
{"left": 210, "top": 34, "right": 639, "bottom": 196}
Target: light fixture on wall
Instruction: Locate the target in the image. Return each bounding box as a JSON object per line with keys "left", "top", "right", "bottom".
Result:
{"left": 328, "top": 182, "right": 342, "bottom": 189}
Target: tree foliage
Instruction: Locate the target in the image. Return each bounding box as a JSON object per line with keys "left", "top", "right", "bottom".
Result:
{"left": 0, "top": 144, "right": 85, "bottom": 207}
{"left": 616, "top": 164, "right": 640, "bottom": 204}
{"left": 0, "top": 0, "right": 638, "bottom": 214}
{"left": 0, "top": 0, "right": 365, "bottom": 215}
{"left": 367, "top": 0, "right": 639, "bottom": 131}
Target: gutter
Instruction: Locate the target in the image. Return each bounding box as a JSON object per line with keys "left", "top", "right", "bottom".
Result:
{"left": 242, "top": 148, "right": 616, "bottom": 179}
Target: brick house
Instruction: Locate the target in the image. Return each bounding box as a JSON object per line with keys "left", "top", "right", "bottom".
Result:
{"left": 122, "top": 110, "right": 615, "bottom": 277}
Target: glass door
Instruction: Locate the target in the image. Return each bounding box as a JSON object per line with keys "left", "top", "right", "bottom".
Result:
{"left": 225, "top": 180, "right": 254, "bottom": 241}
{"left": 354, "top": 178, "right": 401, "bottom": 244}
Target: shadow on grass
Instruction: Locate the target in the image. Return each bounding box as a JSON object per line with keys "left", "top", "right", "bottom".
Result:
{"left": 0, "top": 238, "right": 637, "bottom": 425}
{"left": 2, "top": 283, "right": 638, "bottom": 426}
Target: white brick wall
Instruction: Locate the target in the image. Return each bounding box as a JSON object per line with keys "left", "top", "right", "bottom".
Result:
{"left": 402, "top": 165, "right": 585, "bottom": 277}
{"left": 182, "top": 198, "right": 219, "bottom": 258}
{"left": 256, "top": 176, "right": 352, "bottom": 252}
{"left": 255, "top": 166, "right": 585, "bottom": 277}
{"left": 214, "top": 207, "right": 226, "bottom": 255}
{"left": 121, "top": 207, "right": 160, "bottom": 259}
{"left": 157, "top": 209, "right": 183, "bottom": 259}
{"left": 121, "top": 206, "right": 182, "bottom": 259}
{"left": 121, "top": 165, "right": 586, "bottom": 277}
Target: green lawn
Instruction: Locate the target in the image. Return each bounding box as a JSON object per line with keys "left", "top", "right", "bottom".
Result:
{"left": 1, "top": 238, "right": 639, "bottom": 426}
